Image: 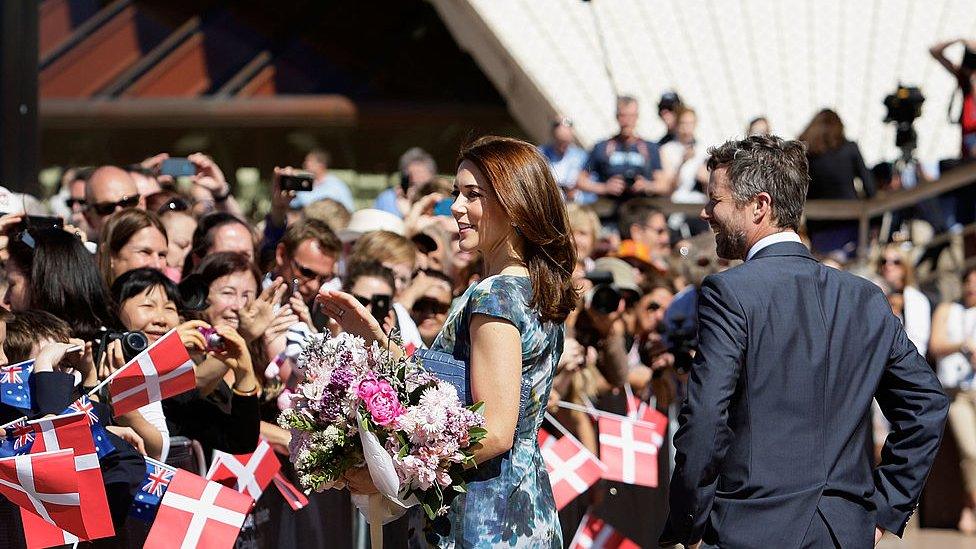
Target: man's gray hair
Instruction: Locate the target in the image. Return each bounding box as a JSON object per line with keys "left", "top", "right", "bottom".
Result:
{"left": 398, "top": 147, "right": 437, "bottom": 174}
{"left": 706, "top": 135, "right": 810, "bottom": 231}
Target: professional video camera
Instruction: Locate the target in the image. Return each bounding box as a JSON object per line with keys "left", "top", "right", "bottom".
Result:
{"left": 883, "top": 84, "right": 925, "bottom": 161}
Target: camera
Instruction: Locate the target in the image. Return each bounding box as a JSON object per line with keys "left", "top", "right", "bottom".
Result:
{"left": 583, "top": 271, "right": 621, "bottom": 316}
{"left": 280, "top": 172, "right": 314, "bottom": 192}
{"left": 661, "top": 288, "right": 700, "bottom": 374}
{"left": 198, "top": 326, "right": 225, "bottom": 352}
{"left": 883, "top": 85, "right": 925, "bottom": 158}
{"left": 160, "top": 158, "right": 196, "bottom": 178}
{"left": 93, "top": 329, "right": 149, "bottom": 367}
{"left": 621, "top": 168, "right": 638, "bottom": 189}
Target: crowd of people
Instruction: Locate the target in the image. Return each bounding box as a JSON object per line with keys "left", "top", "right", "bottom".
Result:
{"left": 0, "top": 37, "right": 973, "bottom": 549}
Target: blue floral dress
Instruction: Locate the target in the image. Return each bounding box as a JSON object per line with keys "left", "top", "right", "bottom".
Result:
{"left": 411, "top": 274, "right": 563, "bottom": 548}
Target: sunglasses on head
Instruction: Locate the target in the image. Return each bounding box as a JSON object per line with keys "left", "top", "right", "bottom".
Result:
{"left": 65, "top": 198, "right": 86, "bottom": 209}
{"left": 412, "top": 297, "right": 450, "bottom": 317}
{"left": 157, "top": 197, "right": 190, "bottom": 215}
{"left": 88, "top": 194, "right": 140, "bottom": 216}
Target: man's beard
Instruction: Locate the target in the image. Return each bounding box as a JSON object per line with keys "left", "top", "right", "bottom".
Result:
{"left": 712, "top": 221, "right": 748, "bottom": 260}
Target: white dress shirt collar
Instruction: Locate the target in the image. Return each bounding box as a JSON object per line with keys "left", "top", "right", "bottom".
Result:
{"left": 746, "top": 231, "right": 803, "bottom": 261}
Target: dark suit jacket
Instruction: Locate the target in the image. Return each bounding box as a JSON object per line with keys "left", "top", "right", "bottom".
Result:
{"left": 661, "top": 241, "right": 949, "bottom": 548}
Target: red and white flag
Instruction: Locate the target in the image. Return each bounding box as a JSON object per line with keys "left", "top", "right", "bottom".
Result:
{"left": 21, "top": 412, "right": 114, "bottom": 547}
{"left": 598, "top": 415, "right": 662, "bottom": 488}
{"left": 569, "top": 513, "right": 640, "bottom": 549}
{"left": 538, "top": 427, "right": 557, "bottom": 451}
{"left": 0, "top": 450, "right": 85, "bottom": 539}
{"left": 109, "top": 329, "right": 195, "bottom": 417}
{"left": 542, "top": 432, "right": 605, "bottom": 510}
{"left": 272, "top": 473, "right": 309, "bottom": 511}
{"left": 626, "top": 395, "right": 669, "bottom": 437}
{"left": 145, "top": 469, "right": 253, "bottom": 549}
{"left": 207, "top": 438, "right": 281, "bottom": 500}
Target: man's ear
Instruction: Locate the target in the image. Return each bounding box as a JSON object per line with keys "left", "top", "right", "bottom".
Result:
{"left": 753, "top": 192, "right": 773, "bottom": 223}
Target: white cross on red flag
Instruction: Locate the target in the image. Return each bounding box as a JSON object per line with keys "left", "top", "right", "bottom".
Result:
{"left": 626, "top": 394, "right": 669, "bottom": 434}
{"left": 598, "top": 415, "right": 663, "bottom": 488}
{"left": 109, "top": 328, "right": 196, "bottom": 417}
{"left": 538, "top": 427, "right": 557, "bottom": 451}
{"left": 0, "top": 450, "right": 85, "bottom": 539}
{"left": 21, "top": 412, "right": 114, "bottom": 547}
{"left": 569, "top": 513, "right": 640, "bottom": 549}
{"left": 206, "top": 438, "right": 281, "bottom": 500}
{"left": 145, "top": 468, "right": 253, "bottom": 549}
{"left": 541, "top": 432, "right": 605, "bottom": 510}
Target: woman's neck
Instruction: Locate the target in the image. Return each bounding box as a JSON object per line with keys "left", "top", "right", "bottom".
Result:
{"left": 482, "top": 238, "right": 528, "bottom": 278}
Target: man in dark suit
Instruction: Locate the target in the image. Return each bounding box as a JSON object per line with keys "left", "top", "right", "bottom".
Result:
{"left": 660, "top": 135, "right": 949, "bottom": 548}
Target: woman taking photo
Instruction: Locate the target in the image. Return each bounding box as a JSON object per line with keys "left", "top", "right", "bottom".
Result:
{"left": 320, "top": 136, "right": 577, "bottom": 547}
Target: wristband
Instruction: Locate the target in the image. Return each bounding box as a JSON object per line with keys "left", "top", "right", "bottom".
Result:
{"left": 213, "top": 189, "right": 231, "bottom": 203}
{"left": 232, "top": 384, "right": 259, "bottom": 397}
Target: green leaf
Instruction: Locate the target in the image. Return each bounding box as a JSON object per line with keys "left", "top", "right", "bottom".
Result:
{"left": 468, "top": 427, "right": 487, "bottom": 438}
{"left": 422, "top": 502, "right": 437, "bottom": 520}
{"left": 452, "top": 483, "right": 467, "bottom": 493}
{"left": 468, "top": 401, "right": 486, "bottom": 415}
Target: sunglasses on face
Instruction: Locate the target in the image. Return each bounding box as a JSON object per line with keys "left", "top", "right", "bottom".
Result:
{"left": 647, "top": 301, "right": 662, "bottom": 312}
{"left": 157, "top": 197, "right": 190, "bottom": 215}
{"left": 292, "top": 259, "right": 334, "bottom": 284}
{"left": 65, "top": 198, "right": 86, "bottom": 209}
{"left": 881, "top": 258, "right": 902, "bottom": 266}
{"left": 88, "top": 194, "right": 140, "bottom": 216}
{"left": 412, "top": 297, "right": 450, "bottom": 317}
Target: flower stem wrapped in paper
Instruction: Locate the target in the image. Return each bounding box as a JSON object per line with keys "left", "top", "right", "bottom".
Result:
{"left": 278, "top": 332, "right": 486, "bottom": 542}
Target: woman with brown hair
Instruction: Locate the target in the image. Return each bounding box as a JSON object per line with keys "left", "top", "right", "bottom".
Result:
{"left": 97, "top": 208, "right": 169, "bottom": 286}
{"left": 798, "top": 108, "right": 875, "bottom": 256}
{"left": 320, "top": 135, "right": 577, "bottom": 547}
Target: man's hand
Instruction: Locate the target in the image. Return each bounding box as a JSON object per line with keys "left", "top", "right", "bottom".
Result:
{"left": 603, "top": 176, "right": 626, "bottom": 196}
{"left": 875, "top": 526, "right": 885, "bottom": 545}
{"left": 189, "top": 153, "right": 229, "bottom": 197}
{"left": 631, "top": 174, "right": 652, "bottom": 194}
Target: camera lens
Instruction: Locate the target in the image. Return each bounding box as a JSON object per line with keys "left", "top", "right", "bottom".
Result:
{"left": 121, "top": 331, "right": 149, "bottom": 362}
{"left": 590, "top": 284, "right": 621, "bottom": 315}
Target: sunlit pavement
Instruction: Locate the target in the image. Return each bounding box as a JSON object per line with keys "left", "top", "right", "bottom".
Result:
{"left": 879, "top": 518, "right": 976, "bottom": 548}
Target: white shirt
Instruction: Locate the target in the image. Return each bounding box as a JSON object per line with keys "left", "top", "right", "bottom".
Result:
{"left": 746, "top": 231, "right": 803, "bottom": 261}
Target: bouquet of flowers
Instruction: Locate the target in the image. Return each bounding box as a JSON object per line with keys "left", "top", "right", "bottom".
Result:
{"left": 278, "top": 331, "right": 486, "bottom": 520}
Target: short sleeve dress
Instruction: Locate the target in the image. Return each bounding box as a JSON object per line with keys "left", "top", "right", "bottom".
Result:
{"left": 413, "top": 274, "right": 564, "bottom": 548}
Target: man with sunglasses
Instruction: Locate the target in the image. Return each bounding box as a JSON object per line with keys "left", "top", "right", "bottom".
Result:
{"left": 271, "top": 219, "right": 342, "bottom": 306}
{"left": 540, "top": 116, "right": 590, "bottom": 203}
{"left": 618, "top": 198, "right": 672, "bottom": 273}
{"left": 83, "top": 165, "right": 142, "bottom": 239}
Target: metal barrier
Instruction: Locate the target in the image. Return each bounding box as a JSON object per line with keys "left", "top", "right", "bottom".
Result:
{"left": 165, "top": 435, "right": 207, "bottom": 476}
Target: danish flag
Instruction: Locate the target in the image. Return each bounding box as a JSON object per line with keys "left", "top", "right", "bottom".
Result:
{"left": 598, "top": 415, "right": 663, "bottom": 488}
{"left": 145, "top": 469, "right": 254, "bottom": 549}
{"left": 569, "top": 513, "right": 640, "bottom": 549}
{"left": 626, "top": 394, "right": 669, "bottom": 434}
{"left": 21, "top": 412, "right": 114, "bottom": 547}
{"left": 109, "top": 329, "right": 196, "bottom": 417}
{"left": 541, "top": 432, "right": 605, "bottom": 510}
{"left": 207, "top": 438, "right": 281, "bottom": 500}
{"left": 0, "top": 450, "right": 85, "bottom": 540}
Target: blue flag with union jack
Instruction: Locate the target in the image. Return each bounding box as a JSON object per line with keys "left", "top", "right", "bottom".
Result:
{"left": 0, "top": 419, "right": 34, "bottom": 458}
{"left": 130, "top": 457, "right": 177, "bottom": 522}
{"left": 0, "top": 359, "right": 34, "bottom": 410}
{"left": 63, "top": 395, "right": 116, "bottom": 459}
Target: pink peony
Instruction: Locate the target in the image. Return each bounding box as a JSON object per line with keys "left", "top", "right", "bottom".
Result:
{"left": 357, "top": 376, "right": 382, "bottom": 400}
{"left": 366, "top": 381, "right": 405, "bottom": 426}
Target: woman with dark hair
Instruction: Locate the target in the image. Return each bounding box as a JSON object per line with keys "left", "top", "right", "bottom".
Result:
{"left": 321, "top": 135, "right": 577, "bottom": 547}
{"left": 182, "top": 212, "right": 256, "bottom": 279}
{"left": 97, "top": 208, "right": 169, "bottom": 286}
{"left": 798, "top": 108, "right": 875, "bottom": 256}
{"left": 4, "top": 228, "right": 120, "bottom": 340}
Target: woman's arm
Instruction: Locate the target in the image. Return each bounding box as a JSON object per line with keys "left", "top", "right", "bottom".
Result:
{"left": 468, "top": 314, "right": 522, "bottom": 464}
{"left": 117, "top": 405, "right": 166, "bottom": 460}
{"left": 929, "top": 302, "right": 968, "bottom": 359}
{"left": 929, "top": 39, "right": 964, "bottom": 78}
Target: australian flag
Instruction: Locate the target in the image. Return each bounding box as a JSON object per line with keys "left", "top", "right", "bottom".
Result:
{"left": 0, "top": 359, "right": 34, "bottom": 410}
{"left": 64, "top": 395, "right": 116, "bottom": 459}
{"left": 130, "top": 457, "right": 177, "bottom": 523}
{"left": 0, "top": 419, "right": 34, "bottom": 458}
